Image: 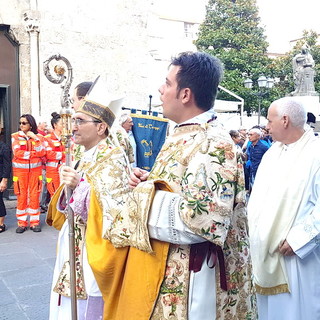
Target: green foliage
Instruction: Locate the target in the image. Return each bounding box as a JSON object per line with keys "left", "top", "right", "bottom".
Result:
{"left": 195, "top": 0, "right": 320, "bottom": 118}
{"left": 195, "top": 0, "right": 275, "bottom": 116}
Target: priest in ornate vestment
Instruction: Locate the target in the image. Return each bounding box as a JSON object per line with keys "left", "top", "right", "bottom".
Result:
{"left": 104, "top": 52, "right": 257, "bottom": 319}
{"left": 248, "top": 97, "right": 320, "bottom": 320}
{"left": 47, "top": 78, "right": 129, "bottom": 319}
{"left": 47, "top": 78, "right": 171, "bottom": 320}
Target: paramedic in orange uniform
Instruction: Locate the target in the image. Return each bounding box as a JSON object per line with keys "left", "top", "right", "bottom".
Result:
{"left": 12, "top": 114, "right": 46, "bottom": 233}
{"left": 44, "top": 112, "right": 65, "bottom": 197}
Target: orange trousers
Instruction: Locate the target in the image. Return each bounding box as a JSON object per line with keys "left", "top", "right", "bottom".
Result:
{"left": 13, "top": 168, "right": 42, "bottom": 227}
{"left": 46, "top": 166, "right": 61, "bottom": 197}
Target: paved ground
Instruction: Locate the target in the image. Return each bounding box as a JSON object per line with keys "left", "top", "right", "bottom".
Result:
{"left": 0, "top": 200, "right": 58, "bottom": 320}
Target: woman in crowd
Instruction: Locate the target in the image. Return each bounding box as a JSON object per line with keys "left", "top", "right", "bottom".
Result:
{"left": 12, "top": 114, "right": 46, "bottom": 233}
{"left": 45, "top": 112, "right": 65, "bottom": 197}
{"left": 0, "top": 131, "right": 11, "bottom": 233}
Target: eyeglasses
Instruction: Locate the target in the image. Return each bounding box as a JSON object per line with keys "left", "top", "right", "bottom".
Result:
{"left": 70, "top": 96, "right": 84, "bottom": 104}
{"left": 71, "top": 118, "right": 101, "bottom": 126}
{"left": 19, "top": 121, "right": 29, "bottom": 125}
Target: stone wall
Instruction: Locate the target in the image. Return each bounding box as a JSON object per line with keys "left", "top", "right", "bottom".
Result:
{"left": 0, "top": 0, "right": 152, "bottom": 123}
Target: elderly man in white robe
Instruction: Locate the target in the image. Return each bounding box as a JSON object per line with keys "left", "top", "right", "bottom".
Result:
{"left": 248, "top": 97, "right": 320, "bottom": 320}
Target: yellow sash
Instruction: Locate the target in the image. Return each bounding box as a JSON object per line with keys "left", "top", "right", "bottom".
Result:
{"left": 86, "top": 191, "right": 169, "bottom": 320}
{"left": 47, "top": 183, "right": 170, "bottom": 319}
{"left": 46, "top": 184, "right": 66, "bottom": 230}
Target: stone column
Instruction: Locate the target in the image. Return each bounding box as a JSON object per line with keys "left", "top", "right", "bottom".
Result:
{"left": 24, "top": 10, "right": 40, "bottom": 119}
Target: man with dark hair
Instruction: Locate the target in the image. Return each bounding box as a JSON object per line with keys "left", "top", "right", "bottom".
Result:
{"left": 71, "top": 81, "right": 93, "bottom": 111}
{"left": 170, "top": 51, "right": 221, "bottom": 111}
{"left": 70, "top": 81, "right": 93, "bottom": 161}
{"left": 107, "top": 52, "right": 257, "bottom": 319}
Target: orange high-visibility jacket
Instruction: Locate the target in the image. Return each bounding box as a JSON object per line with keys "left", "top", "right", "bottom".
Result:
{"left": 44, "top": 132, "right": 65, "bottom": 195}
{"left": 44, "top": 132, "right": 65, "bottom": 170}
{"left": 11, "top": 131, "right": 46, "bottom": 172}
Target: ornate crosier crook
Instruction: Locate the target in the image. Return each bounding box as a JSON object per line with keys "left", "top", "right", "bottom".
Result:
{"left": 43, "top": 54, "right": 77, "bottom": 320}
{"left": 43, "top": 54, "right": 73, "bottom": 149}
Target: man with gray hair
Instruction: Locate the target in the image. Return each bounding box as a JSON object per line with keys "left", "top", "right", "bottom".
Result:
{"left": 116, "top": 111, "right": 136, "bottom": 166}
{"left": 248, "top": 97, "right": 320, "bottom": 319}
{"left": 246, "top": 127, "right": 269, "bottom": 192}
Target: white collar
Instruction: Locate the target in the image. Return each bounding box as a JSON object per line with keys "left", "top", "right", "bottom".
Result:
{"left": 178, "top": 108, "right": 215, "bottom": 126}
{"left": 82, "top": 145, "right": 98, "bottom": 162}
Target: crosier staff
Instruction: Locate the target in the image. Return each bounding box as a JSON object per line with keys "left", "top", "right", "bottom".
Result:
{"left": 43, "top": 54, "right": 77, "bottom": 320}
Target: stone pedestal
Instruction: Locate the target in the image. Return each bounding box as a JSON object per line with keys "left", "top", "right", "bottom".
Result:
{"left": 288, "top": 95, "right": 320, "bottom": 131}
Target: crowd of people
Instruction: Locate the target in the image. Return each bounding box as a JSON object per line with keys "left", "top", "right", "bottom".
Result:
{"left": 0, "top": 51, "right": 319, "bottom": 320}
{"left": 229, "top": 124, "right": 272, "bottom": 194}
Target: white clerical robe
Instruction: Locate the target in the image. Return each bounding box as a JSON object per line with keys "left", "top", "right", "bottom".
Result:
{"left": 249, "top": 129, "right": 320, "bottom": 320}
{"left": 49, "top": 146, "right": 104, "bottom": 320}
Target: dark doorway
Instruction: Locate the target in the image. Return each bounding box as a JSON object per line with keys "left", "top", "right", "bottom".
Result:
{"left": 0, "top": 25, "right": 20, "bottom": 199}
{"left": 0, "top": 85, "right": 11, "bottom": 144}
{"left": 0, "top": 24, "right": 20, "bottom": 144}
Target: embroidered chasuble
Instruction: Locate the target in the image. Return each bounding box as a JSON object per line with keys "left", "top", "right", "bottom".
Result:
{"left": 47, "top": 138, "right": 170, "bottom": 320}
{"left": 105, "top": 120, "right": 257, "bottom": 320}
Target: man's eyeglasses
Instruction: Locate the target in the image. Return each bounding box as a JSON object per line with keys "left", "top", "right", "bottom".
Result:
{"left": 70, "top": 96, "right": 84, "bottom": 104}
{"left": 19, "top": 121, "right": 29, "bottom": 125}
{"left": 71, "top": 118, "right": 101, "bottom": 126}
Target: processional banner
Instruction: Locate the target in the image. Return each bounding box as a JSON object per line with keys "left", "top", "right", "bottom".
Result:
{"left": 131, "top": 112, "right": 168, "bottom": 171}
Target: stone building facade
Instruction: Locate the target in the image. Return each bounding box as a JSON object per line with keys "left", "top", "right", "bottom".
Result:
{"left": 0, "top": 0, "right": 153, "bottom": 142}
{"left": 0, "top": 0, "right": 207, "bottom": 144}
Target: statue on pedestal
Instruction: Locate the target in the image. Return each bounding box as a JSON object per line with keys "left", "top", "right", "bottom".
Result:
{"left": 290, "top": 45, "right": 318, "bottom": 96}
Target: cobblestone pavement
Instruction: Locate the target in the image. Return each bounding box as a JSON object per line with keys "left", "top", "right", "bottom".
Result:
{"left": 0, "top": 200, "right": 58, "bottom": 320}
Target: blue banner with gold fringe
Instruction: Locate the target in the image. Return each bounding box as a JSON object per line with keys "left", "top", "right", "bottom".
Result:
{"left": 131, "top": 113, "right": 168, "bottom": 171}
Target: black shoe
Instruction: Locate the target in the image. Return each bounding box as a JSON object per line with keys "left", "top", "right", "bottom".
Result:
{"left": 0, "top": 224, "right": 6, "bottom": 233}
{"left": 16, "top": 226, "right": 27, "bottom": 233}
{"left": 30, "top": 225, "right": 41, "bottom": 232}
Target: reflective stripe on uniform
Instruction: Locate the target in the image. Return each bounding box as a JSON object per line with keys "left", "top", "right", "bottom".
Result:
{"left": 12, "top": 162, "right": 42, "bottom": 169}
{"left": 26, "top": 207, "right": 40, "bottom": 214}
{"left": 16, "top": 209, "right": 27, "bottom": 217}
{"left": 29, "top": 212, "right": 40, "bottom": 216}
{"left": 46, "top": 161, "right": 59, "bottom": 168}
